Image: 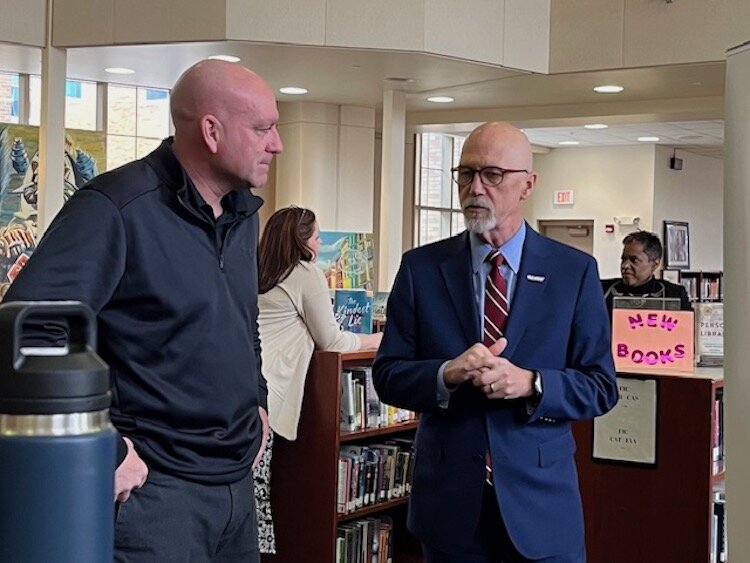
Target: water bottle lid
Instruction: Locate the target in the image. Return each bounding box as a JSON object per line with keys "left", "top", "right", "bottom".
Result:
{"left": 0, "top": 301, "right": 111, "bottom": 414}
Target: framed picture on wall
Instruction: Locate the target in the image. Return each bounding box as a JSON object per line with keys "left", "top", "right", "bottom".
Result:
{"left": 663, "top": 221, "right": 690, "bottom": 270}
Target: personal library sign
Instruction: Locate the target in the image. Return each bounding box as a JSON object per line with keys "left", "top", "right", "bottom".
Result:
{"left": 611, "top": 309, "right": 694, "bottom": 373}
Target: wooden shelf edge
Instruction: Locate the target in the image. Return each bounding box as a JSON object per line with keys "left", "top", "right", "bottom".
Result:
{"left": 340, "top": 420, "right": 418, "bottom": 442}
{"left": 337, "top": 495, "right": 410, "bottom": 523}
{"left": 340, "top": 350, "right": 378, "bottom": 362}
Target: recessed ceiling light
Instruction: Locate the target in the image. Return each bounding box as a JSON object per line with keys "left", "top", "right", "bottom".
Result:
{"left": 593, "top": 85, "right": 624, "bottom": 93}
{"left": 584, "top": 123, "right": 609, "bottom": 129}
{"left": 637, "top": 136, "right": 660, "bottom": 142}
{"left": 104, "top": 67, "right": 135, "bottom": 75}
{"left": 280, "top": 87, "right": 308, "bottom": 95}
{"left": 559, "top": 141, "right": 580, "bottom": 146}
{"left": 427, "top": 96, "right": 454, "bottom": 103}
{"left": 208, "top": 55, "right": 240, "bottom": 63}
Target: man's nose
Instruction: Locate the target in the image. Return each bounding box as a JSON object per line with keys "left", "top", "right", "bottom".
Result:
{"left": 269, "top": 128, "right": 283, "bottom": 154}
{"left": 469, "top": 173, "right": 487, "bottom": 196}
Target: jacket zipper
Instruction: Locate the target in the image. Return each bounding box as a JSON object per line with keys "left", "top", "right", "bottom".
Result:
{"left": 176, "top": 194, "right": 239, "bottom": 271}
{"left": 218, "top": 222, "right": 239, "bottom": 271}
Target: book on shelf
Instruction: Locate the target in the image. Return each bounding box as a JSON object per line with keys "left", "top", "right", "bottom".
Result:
{"left": 336, "top": 515, "right": 393, "bottom": 563}
{"left": 711, "top": 387, "right": 725, "bottom": 475}
{"left": 680, "top": 276, "right": 698, "bottom": 301}
{"left": 696, "top": 302, "right": 724, "bottom": 367}
{"left": 372, "top": 291, "right": 389, "bottom": 323}
{"left": 334, "top": 289, "right": 373, "bottom": 334}
{"left": 340, "top": 367, "right": 416, "bottom": 432}
{"left": 337, "top": 439, "right": 415, "bottom": 515}
{"left": 712, "top": 492, "right": 727, "bottom": 563}
{"left": 350, "top": 366, "right": 381, "bottom": 429}
{"left": 340, "top": 371, "right": 358, "bottom": 432}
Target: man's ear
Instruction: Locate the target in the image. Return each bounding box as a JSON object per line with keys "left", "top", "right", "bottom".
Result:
{"left": 520, "top": 172, "right": 537, "bottom": 200}
{"left": 200, "top": 115, "right": 222, "bottom": 154}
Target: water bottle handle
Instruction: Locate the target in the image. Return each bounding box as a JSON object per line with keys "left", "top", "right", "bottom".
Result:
{"left": 0, "top": 300, "right": 97, "bottom": 371}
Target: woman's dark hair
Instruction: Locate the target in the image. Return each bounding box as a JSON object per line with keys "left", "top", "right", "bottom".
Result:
{"left": 258, "top": 206, "right": 317, "bottom": 293}
{"left": 622, "top": 230, "right": 663, "bottom": 262}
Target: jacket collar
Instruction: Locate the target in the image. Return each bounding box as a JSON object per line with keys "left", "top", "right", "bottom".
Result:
{"left": 145, "top": 138, "right": 263, "bottom": 220}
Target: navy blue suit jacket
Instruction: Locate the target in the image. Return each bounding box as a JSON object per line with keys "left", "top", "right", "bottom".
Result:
{"left": 372, "top": 226, "right": 618, "bottom": 559}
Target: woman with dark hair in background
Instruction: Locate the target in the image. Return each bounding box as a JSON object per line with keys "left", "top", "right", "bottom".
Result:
{"left": 253, "top": 206, "right": 382, "bottom": 554}
{"left": 601, "top": 230, "right": 692, "bottom": 315}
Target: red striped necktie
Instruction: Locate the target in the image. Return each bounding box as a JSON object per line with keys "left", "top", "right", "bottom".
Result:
{"left": 483, "top": 249, "right": 507, "bottom": 486}
{"left": 483, "top": 249, "right": 509, "bottom": 346}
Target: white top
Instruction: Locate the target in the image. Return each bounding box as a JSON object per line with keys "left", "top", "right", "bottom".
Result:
{"left": 259, "top": 261, "right": 360, "bottom": 440}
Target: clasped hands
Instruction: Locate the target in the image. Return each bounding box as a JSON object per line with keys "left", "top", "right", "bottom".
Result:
{"left": 443, "top": 338, "right": 534, "bottom": 400}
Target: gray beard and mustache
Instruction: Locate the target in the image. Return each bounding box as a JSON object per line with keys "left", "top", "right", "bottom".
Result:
{"left": 462, "top": 196, "right": 496, "bottom": 233}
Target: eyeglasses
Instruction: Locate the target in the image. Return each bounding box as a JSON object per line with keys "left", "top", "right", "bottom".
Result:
{"left": 450, "top": 166, "right": 528, "bottom": 187}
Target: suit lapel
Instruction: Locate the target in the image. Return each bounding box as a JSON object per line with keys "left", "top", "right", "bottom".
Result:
{"left": 439, "top": 233, "right": 480, "bottom": 344}
{"left": 504, "top": 228, "right": 551, "bottom": 358}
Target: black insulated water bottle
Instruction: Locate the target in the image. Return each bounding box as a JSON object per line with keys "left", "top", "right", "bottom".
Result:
{"left": 0, "top": 301, "right": 116, "bottom": 562}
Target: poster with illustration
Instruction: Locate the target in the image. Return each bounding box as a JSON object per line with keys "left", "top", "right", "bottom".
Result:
{"left": 0, "top": 123, "right": 105, "bottom": 298}
{"left": 316, "top": 231, "right": 374, "bottom": 291}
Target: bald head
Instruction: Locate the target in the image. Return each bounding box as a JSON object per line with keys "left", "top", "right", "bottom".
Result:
{"left": 462, "top": 122, "right": 533, "bottom": 171}
{"left": 171, "top": 60, "right": 274, "bottom": 134}
{"left": 168, "top": 59, "right": 283, "bottom": 207}
{"left": 458, "top": 122, "right": 536, "bottom": 246}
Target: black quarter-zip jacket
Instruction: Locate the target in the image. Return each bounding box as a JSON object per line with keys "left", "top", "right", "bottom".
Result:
{"left": 4, "top": 139, "right": 267, "bottom": 484}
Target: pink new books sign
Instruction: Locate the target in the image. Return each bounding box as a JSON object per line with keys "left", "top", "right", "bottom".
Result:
{"left": 612, "top": 309, "right": 694, "bottom": 373}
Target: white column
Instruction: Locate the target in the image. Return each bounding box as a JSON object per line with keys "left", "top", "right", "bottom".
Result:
{"left": 724, "top": 40, "right": 750, "bottom": 560}
{"left": 36, "top": 0, "right": 66, "bottom": 235}
{"left": 377, "top": 89, "right": 406, "bottom": 291}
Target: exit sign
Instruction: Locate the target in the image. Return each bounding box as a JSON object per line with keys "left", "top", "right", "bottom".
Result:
{"left": 554, "top": 190, "right": 574, "bottom": 205}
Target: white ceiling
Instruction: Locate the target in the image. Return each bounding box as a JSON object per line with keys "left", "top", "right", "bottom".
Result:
{"left": 523, "top": 120, "right": 724, "bottom": 158}
{"left": 0, "top": 40, "right": 727, "bottom": 158}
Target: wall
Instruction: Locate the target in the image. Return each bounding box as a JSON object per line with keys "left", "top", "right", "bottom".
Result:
{"left": 529, "top": 143, "right": 724, "bottom": 278}
{"left": 652, "top": 145, "right": 723, "bottom": 271}
{"left": 528, "top": 145, "right": 656, "bottom": 278}
{"left": 549, "top": 0, "right": 750, "bottom": 72}
{"left": 0, "top": 0, "right": 46, "bottom": 47}
{"left": 53, "top": 0, "right": 550, "bottom": 74}
{"left": 275, "top": 102, "right": 375, "bottom": 232}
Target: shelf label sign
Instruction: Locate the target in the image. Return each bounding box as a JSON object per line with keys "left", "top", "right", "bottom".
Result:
{"left": 593, "top": 377, "right": 657, "bottom": 465}
{"left": 611, "top": 309, "right": 694, "bottom": 373}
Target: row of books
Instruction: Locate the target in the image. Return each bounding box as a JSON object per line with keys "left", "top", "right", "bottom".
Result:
{"left": 680, "top": 276, "right": 722, "bottom": 302}
{"left": 336, "top": 516, "right": 394, "bottom": 563}
{"left": 340, "top": 366, "right": 416, "bottom": 432}
{"left": 338, "top": 439, "right": 415, "bottom": 515}
{"left": 711, "top": 485, "right": 727, "bottom": 563}
{"left": 331, "top": 290, "right": 389, "bottom": 334}
{"left": 712, "top": 388, "right": 725, "bottom": 475}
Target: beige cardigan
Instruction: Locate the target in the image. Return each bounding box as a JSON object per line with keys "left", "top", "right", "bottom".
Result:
{"left": 258, "top": 261, "right": 360, "bottom": 440}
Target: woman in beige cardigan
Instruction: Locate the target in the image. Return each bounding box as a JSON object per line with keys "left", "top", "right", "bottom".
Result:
{"left": 253, "top": 206, "right": 381, "bottom": 554}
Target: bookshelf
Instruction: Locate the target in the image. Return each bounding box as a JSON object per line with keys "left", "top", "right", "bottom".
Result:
{"left": 267, "top": 350, "right": 421, "bottom": 563}
{"left": 673, "top": 271, "right": 723, "bottom": 302}
{"left": 573, "top": 368, "right": 724, "bottom": 563}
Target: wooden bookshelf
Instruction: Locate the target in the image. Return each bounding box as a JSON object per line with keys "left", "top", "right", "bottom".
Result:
{"left": 573, "top": 368, "right": 724, "bottom": 563}
{"left": 267, "top": 350, "right": 420, "bottom": 563}
{"left": 673, "top": 270, "right": 723, "bottom": 302}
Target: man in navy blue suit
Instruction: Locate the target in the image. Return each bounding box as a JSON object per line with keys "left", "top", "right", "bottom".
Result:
{"left": 372, "top": 122, "right": 618, "bottom": 562}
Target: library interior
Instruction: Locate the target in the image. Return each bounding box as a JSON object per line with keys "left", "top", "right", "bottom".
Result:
{"left": 1, "top": 1, "right": 750, "bottom": 562}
